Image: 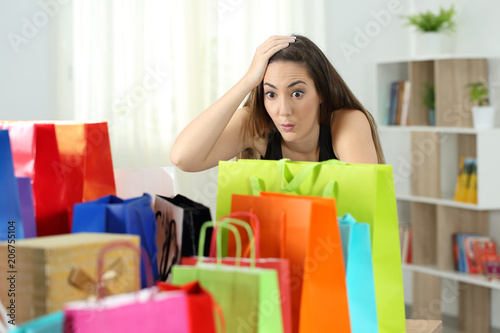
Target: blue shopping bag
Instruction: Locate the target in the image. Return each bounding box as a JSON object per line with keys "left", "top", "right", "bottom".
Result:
{"left": 0, "top": 130, "right": 24, "bottom": 241}
{"left": 7, "top": 311, "right": 63, "bottom": 333}
{"left": 339, "top": 213, "right": 379, "bottom": 333}
{"left": 72, "top": 194, "right": 159, "bottom": 287}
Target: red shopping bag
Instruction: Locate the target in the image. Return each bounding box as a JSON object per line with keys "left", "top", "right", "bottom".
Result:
{"left": 230, "top": 192, "right": 351, "bottom": 333}
{"left": 183, "top": 212, "right": 293, "bottom": 333}
{"left": 157, "top": 281, "right": 223, "bottom": 333}
{"left": 0, "top": 122, "right": 68, "bottom": 235}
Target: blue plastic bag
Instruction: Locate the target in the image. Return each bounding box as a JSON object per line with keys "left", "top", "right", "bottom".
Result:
{"left": 339, "top": 213, "right": 379, "bottom": 333}
{"left": 72, "top": 193, "right": 159, "bottom": 287}
{"left": 0, "top": 130, "right": 24, "bottom": 241}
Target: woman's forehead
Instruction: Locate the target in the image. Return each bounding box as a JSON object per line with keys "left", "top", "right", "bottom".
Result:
{"left": 263, "top": 61, "right": 312, "bottom": 87}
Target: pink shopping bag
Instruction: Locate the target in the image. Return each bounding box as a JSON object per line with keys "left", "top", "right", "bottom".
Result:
{"left": 64, "top": 241, "right": 190, "bottom": 333}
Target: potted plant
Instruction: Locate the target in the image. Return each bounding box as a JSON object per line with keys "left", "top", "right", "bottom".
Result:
{"left": 403, "top": 5, "right": 456, "bottom": 55}
{"left": 467, "top": 82, "right": 495, "bottom": 129}
{"left": 423, "top": 81, "right": 436, "bottom": 126}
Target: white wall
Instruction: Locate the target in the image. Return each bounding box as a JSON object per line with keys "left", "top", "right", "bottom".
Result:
{"left": 0, "top": 0, "right": 72, "bottom": 121}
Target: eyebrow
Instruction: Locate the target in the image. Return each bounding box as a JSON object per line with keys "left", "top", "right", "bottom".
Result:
{"left": 264, "top": 80, "right": 307, "bottom": 89}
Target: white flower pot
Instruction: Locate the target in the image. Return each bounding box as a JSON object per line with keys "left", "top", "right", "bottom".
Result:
{"left": 415, "top": 32, "right": 452, "bottom": 55}
{"left": 472, "top": 106, "right": 495, "bottom": 129}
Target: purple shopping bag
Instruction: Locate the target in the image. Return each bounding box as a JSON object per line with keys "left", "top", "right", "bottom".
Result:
{"left": 17, "top": 177, "right": 37, "bottom": 238}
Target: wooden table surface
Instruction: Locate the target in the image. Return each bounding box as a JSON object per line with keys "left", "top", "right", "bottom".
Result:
{"left": 406, "top": 320, "right": 443, "bottom": 333}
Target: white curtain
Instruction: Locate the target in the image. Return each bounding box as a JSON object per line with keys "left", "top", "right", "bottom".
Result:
{"left": 73, "top": 0, "right": 326, "bottom": 168}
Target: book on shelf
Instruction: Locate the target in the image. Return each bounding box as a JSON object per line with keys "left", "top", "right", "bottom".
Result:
{"left": 387, "top": 80, "right": 411, "bottom": 126}
{"left": 399, "top": 223, "right": 412, "bottom": 264}
{"left": 453, "top": 233, "right": 499, "bottom": 275}
{"left": 453, "top": 156, "right": 477, "bottom": 204}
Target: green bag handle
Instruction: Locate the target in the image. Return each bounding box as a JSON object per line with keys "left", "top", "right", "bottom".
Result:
{"left": 197, "top": 221, "right": 241, "bottom": 267}
{"left": 250, "top": 158, "right": 341, "bottom": 199}
{"left": 198, "top": 219, "right": 256, "bottom": 269}
{"left": 217, "top": 218, "right": 256, "bottom": 269}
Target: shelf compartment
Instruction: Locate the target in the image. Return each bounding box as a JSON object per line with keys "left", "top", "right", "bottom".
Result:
{"left": 411, "top": 131, "right": 440, "bottom": 198}
{"left": 435, "top": 59, "right": 488, "bottom": 128}
{"left": 436, "top": 205, "right": 489, "bottom": 271}
{"left": 412, "top": 202, "right": 437, "bottom": 266}
{"left": 382, "top": 128, "right": 500, "bottom": 210}
{"left": 409, "top": 61, "right": 434, "bottom": 126}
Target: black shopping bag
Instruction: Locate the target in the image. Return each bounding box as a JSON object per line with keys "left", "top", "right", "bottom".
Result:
{"left": 154, "top": 194, "right": 212, "bottom": 281}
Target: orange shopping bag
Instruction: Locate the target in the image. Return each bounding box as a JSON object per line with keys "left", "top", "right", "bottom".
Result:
{"left": 54, "top": 122, "right": 116, "bottom": 227}
{"left": 230, "top": 192, "right": 351, "bottom": 333}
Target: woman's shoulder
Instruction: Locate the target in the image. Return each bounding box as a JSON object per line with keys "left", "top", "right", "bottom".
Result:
{"left": 329, "top": 109, "right": 378, "bottom": 163}
{"left": 330, "top": 109, "right": 368, "bottom": 126}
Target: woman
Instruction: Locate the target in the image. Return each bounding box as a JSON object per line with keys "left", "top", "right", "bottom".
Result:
{"left": 170, "top": 35, "right": 384, "bottom": 172}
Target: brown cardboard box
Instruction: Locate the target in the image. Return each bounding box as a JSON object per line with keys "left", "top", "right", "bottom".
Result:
{"left": 0, "top": 233, "right": 140, "bottom": 324}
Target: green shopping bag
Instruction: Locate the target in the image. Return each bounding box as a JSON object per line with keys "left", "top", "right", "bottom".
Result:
{"left": 171, "top": 219, "right": 283, "bottom": 333}
{"left": 216, "top": 158, "right": 405, "bottom": 333}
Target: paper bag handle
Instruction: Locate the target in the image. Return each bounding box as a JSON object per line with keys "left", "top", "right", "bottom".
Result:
{"left": 97, "top": 241, "right": 154, "bottom": 299}
{"left": 197, "top": 221, "right": 242, "bottom": 267}
{"left": 250, "top": 159, "right": 339, "bottom": 199}
{"left": 209, "top": 211, "right": 261, "bottom": 259}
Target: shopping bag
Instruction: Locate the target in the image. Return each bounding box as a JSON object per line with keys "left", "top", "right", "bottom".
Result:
{"left": 0, "top": 121, "right": 117, "bottom": 235}
{"left": 339, "top": 213, "right": 378, "bottom": 333}
{"left": 0, "top": 122, "right": 69, "bottom": 236}
{"left": 114, "top": 167, "right": 175, "bottom": 203}
{"left": 0, "top": 233, "right": 140, "bottom": 324}
{"left": 53, "top": 122, "right": 116, "bottom": 227}
{"left": 72, "top": 194, "right": 159, "bottom": 287}
{"left": 172, "top": 220, "right": 284, "bottom": 333}
{"left": 0, "top": 130, "right": 24, "bottom": 240}
{"left": 217, "top": 158, "right": 405, "bottom": 333}
{"left": 6, "top": 312, "right": 63, "bottom": 333}
{"left": 157, "top": 281, "right": 222, "bottom": 333}
{"left": 154, "top": 194, "right": 213, "bottom": 281}
{"left": 230, "top": 192, "right": 351, "bottom": 333}
{"left": 64, "top": 241, "right": 190, "bottom": 333}
{"left": 17, "top": 177, "right": 37, "bottom": 238}
{"left": 183, "top": 211, "right": 292, "bottom": 333}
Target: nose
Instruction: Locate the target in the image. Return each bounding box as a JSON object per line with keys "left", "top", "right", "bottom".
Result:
{"left": 278, "top": 97, "right": 292, "bottom": 116}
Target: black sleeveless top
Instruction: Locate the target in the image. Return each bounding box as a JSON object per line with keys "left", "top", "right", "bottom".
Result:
{"left": 261, "top": 124, "right": 338, "bottom": 161}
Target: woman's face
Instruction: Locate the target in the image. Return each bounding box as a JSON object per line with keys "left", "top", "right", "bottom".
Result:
{"left": 263, "top": 61, "right": 321, "bottom": 144}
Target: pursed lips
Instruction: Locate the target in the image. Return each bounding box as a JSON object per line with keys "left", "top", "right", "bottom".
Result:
{"left": 280, "top": 124, "right": 295, "bottom": 131}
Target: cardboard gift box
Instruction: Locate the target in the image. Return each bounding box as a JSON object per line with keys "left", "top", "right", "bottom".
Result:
{"left": 0, "top": 232, "right": 140, "bottom": 324}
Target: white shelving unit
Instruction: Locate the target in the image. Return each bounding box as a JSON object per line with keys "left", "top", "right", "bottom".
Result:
{"left": 376, "top": 55, "right": 500, "bottom": 333}
{"left": 402, "top": 264, "right": 500, "bottom": 291}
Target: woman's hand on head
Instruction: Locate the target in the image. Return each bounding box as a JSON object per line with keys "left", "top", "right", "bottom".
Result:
{"left": 244, "top": 35, "right": 296, "bottom": 88}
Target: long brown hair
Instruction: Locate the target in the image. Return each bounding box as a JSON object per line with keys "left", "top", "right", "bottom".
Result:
{"left": 240, "top": 34, "right": 385, "bottom": 164}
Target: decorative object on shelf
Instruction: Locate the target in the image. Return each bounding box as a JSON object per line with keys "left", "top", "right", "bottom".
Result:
{"left": 423, "top": 81, "right": 436, "bottom": 126}
{"left": 403, "top": 5, "right": 456, "bottom": 55}
{"left": 454, "top": 156, "right": 477, "bottom": 204}
{"left": 467, "top": 82, "right": 495, "bottom": 129}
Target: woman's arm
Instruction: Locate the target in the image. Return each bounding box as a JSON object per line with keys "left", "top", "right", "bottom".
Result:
{"left": 331, "top": 109, "right": 379, "bottom": 164}
{"left": 170, "top": 36, "right": 295, "bottom": 172}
